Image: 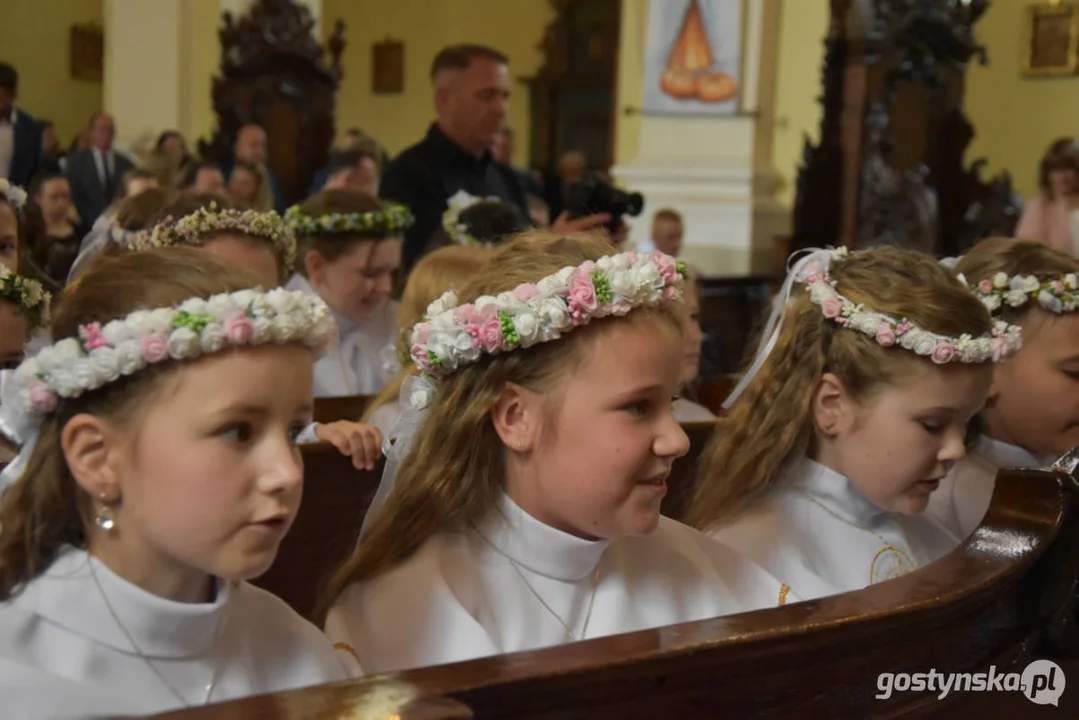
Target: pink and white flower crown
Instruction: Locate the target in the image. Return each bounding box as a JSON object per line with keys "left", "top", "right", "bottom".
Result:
{"left": 410, "top": 251, "right": 685, "bottom": 377}
{"left": 8, "top": 288, "right": 335, "bottom": 417}
{"left": 966, "top": 271, "right": 1079, "bottom": 315}
{"left": 800, "top": 248, "right": 1022, "bottom": 364}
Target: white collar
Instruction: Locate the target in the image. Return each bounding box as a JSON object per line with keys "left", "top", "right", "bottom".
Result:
{"left": 475, "top": 495, "right": 610, "bottom": 582}
{"left": 790, "top": 457, "right": 887, "bottom": 527}
{"left": 16, "top": 547, "right": 231, "bottom": 659}
{"left": 976, "top": 435, "right": 1053, "bottom": 469}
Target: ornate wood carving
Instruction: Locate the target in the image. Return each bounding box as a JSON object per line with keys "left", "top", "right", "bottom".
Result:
{"left": 791, "top": 0, "right": 1020, "bottom": 257}
{"left": 198, "top": 0, "right": 346, "bottom": 205}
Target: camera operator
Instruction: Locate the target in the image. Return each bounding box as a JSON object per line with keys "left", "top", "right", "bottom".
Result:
{"left": 379, "top": 44, "right": 609, "bottom": 273}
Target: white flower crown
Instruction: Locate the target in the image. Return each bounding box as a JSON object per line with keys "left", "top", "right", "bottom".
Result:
{"left": 0, "top": 266, "right": 49, "bottom": 330}
{"left": 967, "top": 271, "right": 1079, "bottom": 314}
{"left": 441, "top": 190, "right": 499, "bottom": 248}
{"left": 0, "top": 179, "right": 27, "bottom": 211}
{"left": 8, "top": 288, "right": 335, "bottom": 417}
{"left": 799, "top": 248, "right": 1022, "bottom": 364}
{"left": 410, "top": 250, "right": 685, "bottom": 378}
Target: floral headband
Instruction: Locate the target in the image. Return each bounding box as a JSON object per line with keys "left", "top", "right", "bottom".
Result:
{"left": 410, "top": 251, "right": 684, "bottom": 378}
{"left": 8, "top": 288, "right": 335, "bottom": 417}
{"left": 284, "top": 203, "right": 414, "bottom": 238}
{"left": 135, "top": 204, "right": 298, "bottom": 275}
{"left": 968, "top": 272, "right": 1079, "bottom": 314}
{"left": 800, "top": 248, "right": 1021, "bottom": 364}
{"left": 441, "top": 190, "right": 499, "bottom": 248}
{"left": 722, "top": 248, "right": 1023, "bottom": 410}
{"left": 0, "top": 179, "right": 27, "bottom": 211}
{"left": 0, "top": 266, "right": 49, "bottom": 330}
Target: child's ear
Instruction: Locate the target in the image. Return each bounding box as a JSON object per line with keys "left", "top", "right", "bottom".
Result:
{"left": 490, "top": 382, "right": 542, "bottom": 453}
{"left": 304, "top": 249, "right": 326, "bottom": 285}
{"left": 812, "top": 372, "right": 855, "bottom": 438}
{"left": 61, "top": 414, "right": 124, "bottom": 503}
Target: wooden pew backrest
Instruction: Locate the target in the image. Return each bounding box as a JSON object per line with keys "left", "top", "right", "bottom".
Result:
{"left": 313, "top": 394, "right": 375, "bottom": 424}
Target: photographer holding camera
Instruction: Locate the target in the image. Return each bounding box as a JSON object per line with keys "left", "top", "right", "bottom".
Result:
{"left": 379, "top": 44, "right": 611, "bottom": 273}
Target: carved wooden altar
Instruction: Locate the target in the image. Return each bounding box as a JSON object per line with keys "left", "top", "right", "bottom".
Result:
{"left": 197, "top": 0, "right": 346, "bottom": 205}
{"left": 790, "top": 0, "right": 1022, "bottom": 257}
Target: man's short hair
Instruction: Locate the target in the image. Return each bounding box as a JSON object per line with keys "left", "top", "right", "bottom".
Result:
{"left": 430, "top": 44, "right": 508, "bottom": 81}
{"left": 326, "top": 148, "right": 379, "bottom": 175}
{"left": 653, "top": 208, "right": 683, "bottom": 225}
{"left": 0, "top": 63, "right": 17, "bottom": 95}
{"left": 181, "top": 161, "right": 222, "bottom": 189}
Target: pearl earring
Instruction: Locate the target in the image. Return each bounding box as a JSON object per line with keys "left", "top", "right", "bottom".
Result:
{"left": 95, "top": 494, "right": 116, "bottom": 532}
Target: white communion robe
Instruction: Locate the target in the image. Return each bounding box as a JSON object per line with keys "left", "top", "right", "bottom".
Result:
{"left": 709, "top": 458, "right": 959, "bottom": 601}
{"left": 925, "top": 435, "right": 1051, "bottom": 542}
{"left": 325, "top": 494, "right": 795, "bottom": 676}
{"left": 285, "top": 273, "right": 397, "bottom": 397}
{"left": 0, "top": 547, "right": 346, "bottom": 718}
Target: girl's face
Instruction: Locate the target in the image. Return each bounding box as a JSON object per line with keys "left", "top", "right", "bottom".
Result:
{"left": 85, "top": 345, "right": 313, "bottom": 599}
{"left": 36, "top": 177, "right": 71, "bottom": 222}
{"left": 308, "top": 238, "right": 401, "bottom": 323}
{"left": 0, "top": 301, "right": 27, "bottom": 368}
{"left": 201, "top": 233, "right": 280, "bottom": 288}
{"left": 0, "top": 202, "right": 19, "bottom": 271}
{"left": 1050, "top": 168, "right": 1079, "bottom": 199}
{"left": 681, "top": 291, "right": 703, "bottom": 384}
{"left": 813, "top": 362, "right": 992, "bottom": 515}
{"left": 984, "top": 313, "right": 1079, "bottom": 457}
{"left": 228, "top": 168, "right": 259, "bottom": 206}
{"left": 503, "top": 316, "right": 690, "bottom": 539}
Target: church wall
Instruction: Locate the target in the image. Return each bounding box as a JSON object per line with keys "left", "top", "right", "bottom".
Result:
{"left": 323, "top": 0, "right": 554, "bottom": 166}
{"left": 0, "top": 0, "right": 104, "bottom": 149}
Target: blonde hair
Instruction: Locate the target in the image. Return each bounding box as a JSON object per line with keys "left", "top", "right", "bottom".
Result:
{"left": 957, "top": 237, "right": 1079, "bottom": 329}
{"left": 363, "top": 244, "right": 489, "bottom": 419}
{"left": 319, "top": 232, "right": 682, "bottom": 615}
{"left": 0, "top": 247, "right": 263, "bottom": 599}
{"left": 687, "top": 246, "right": 994, "bottom": 531}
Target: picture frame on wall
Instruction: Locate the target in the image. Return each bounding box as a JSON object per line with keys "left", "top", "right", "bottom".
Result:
{"left": 641, "top": 0, "right": 746, "bottom": 116}
{"left": 70, "top": 23, "right": 104, "bottom": 82}
{"left": 372, "top": 39, "right": 404, "bottom": 94}
{"left": 1023, "top": 2, "right": 1079, "bottom": 77}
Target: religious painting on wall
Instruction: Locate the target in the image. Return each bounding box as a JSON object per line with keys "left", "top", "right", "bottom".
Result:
{"left": 641, "top": 0, "right": 743, "bottom": 116}
{"left": 1023, "top": 2, "right": 1079, "bottom": 76}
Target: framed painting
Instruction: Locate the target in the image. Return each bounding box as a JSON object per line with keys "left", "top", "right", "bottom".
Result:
{"left": 1023, "top": 3, "right": 1079, "bottom": 77}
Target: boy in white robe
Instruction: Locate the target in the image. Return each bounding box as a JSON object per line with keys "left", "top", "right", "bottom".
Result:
{"left": 927, "top": 238, "right": 1079, "bottom": 540}
{"left": 690, "top": 246, "right": 1021, "bottom": 600}
{"left": 322, "top": 234, "right": 795, "bottom": 676}
{"left": 0, "top": 248, "right": 347, "bottom": 717}
{"left": 285, "top": 190, "right": 411, "bottom": 397}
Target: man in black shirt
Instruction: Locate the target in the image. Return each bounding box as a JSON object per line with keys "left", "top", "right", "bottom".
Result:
{"left": 380, "top": 44, "right": 607, "bottom": 272}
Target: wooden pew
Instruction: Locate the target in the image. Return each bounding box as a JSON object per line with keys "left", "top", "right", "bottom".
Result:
{"left": 250, "top": 445, "right": 383, "bottom": 620}
{"left": 163, "top": 465, "right": 1079, "bottom": 719}
{"left": 312, "top": 394, "right": 375, "bottom": 424}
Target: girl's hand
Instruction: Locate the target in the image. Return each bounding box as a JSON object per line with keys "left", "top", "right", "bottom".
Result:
{"left": 315, "top": 421, "right": 384, "bottom": 471}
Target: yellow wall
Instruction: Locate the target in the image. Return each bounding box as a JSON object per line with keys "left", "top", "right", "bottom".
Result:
{"left": 0, "top": 0, "right": 104, "bottom": 148}
{"left": 771, "top": 0, "right": 828, "bottom": 207}
{"left": 965, "top": 0, "right": 1079, "bottom": 200}
{"left": 323, "top": 0, "right": 554, "bottom": 165}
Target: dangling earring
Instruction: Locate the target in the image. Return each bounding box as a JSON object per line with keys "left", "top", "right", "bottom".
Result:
{"left": 95, "top": 493, "right": 116, "bottom": 532}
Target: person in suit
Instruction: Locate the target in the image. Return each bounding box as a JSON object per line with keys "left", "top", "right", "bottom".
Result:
{"left": 0, "top": 62, "right": 44, "bottom": 189}
{"left": 64, "top": 113, "right": 133, "bottom": 227}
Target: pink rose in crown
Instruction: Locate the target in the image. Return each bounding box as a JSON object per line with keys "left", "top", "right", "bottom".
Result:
{"left": 660, "top": 286, "right": 680, "bottom": 305}
{"left": 930, "top": 342, "right": 956, "bottom": 364}
{"left": 875, "top": 323, "right": 896, "bottom": 346}
{"left": 79, "top": 323, "right": 109, "bottom": 351}
{"left": 221, "top": 313, "right": 253, "bottom": 345}
{"left": 821, "top": 296, "right": 843, "bottom": 318}
{"left": 895, "top": 321, "right": 913, "bottom": 336}
{"left": 568, "top": 272, "right": 599, "bottom": 313}
{"left": 990, "top": 336, "right": 1009, "bottom": 362}
{"left": 478, "top": 317, "right": 505, "bottom": 353}
{"left": 28, "top": 379, "right": 57, "bottom": 413}
{"left": 1051, "top": 280, "right": 1065, "bottom": 293}
{"left": 140, "top": 333, "right": 169, "bottom": 363}
{"left": 978, "top": 279, "right": 994, "bottom": 294}
{"left": 410, "top": 343, "right": 427, "bottom": 366}
{"left": 652, "top": 254, "right": 678, "bottom": 283}
{"left": 514, "top": 283, "right": 540, "bottom": 302}
{"left": 414, "top": 322, "right": 432, "bottom": 344}
{"left": 452, "top": 306, "right": 473, "bottom": 324}
{"left": 610, "top": 298, "right": 633, "bottom": 315}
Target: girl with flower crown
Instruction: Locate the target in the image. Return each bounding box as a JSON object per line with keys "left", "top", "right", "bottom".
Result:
{"left": 688, "top": 246, "right": 1021, "bottom": 600}
{"left": 0, "top": 179, "right": 26, "bottom": 273}
{"left": 435, "top": 190, "right": 529, "bottom": 250}
{"left": 926, "top": 237, "right": 1079, "bottom": 541}
{"left": 285, "top": 189, "right": 412, "bottom": 397}
{"left": 0, "top": 247, "right": 346, "bottom": 717}
{"left": 319, "top": 232, "right": 794, "bottom": 677}
{"left": 0, "top": 268, "right": 50, "bottom": 470}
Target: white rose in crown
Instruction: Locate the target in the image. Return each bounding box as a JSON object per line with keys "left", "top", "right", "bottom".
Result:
{"left": 206, "top": 294, "right": 238, "bottom": 318}
{"left": 495, "top": 291, "right": 528, "bottom": 314}
{"left": 513, "top": 311, "right": 541, "bottom": 347}
{"left": 981, "top": 294, "right": 1001, "bottom": 312}
{"left": 1065, "top": 274, "right": 1078, "bottom": 290}
{"left": 536, "top": 297, "right": 571, "bottom": 334}
{"left": 472, "top": 295, "right": 498, "bottom": 312}
{"left": 230, "top": 289, "right": 259, "bottom": 309}
{"left": 178, "top": 297, "right": 210, "bottom": 316}
{"left": 849, "top": 312, "right": 881, "bottom": 335}
{"left": 71, "top": 357, "right": 104, "bottom": 392}
{"left": 453, "top": 330, "right": 481, "bottom": 363}
{"left": 264, "top": 288, "right": 300, "bottom": 316}
{"left": 1004, "top": 289, "right": 1027, "bottom": 307}
{"left": 251, "top": 317, "right": 274, "bottom": 344}
{"left": 150, "top": 308, "right": 177, "bottom": 334}
{"left": 609, "top": 270, "right": 636, "bottom": 300}
{"left": 88, "top": 347, "right": 122, "bottom": 384}
{"left": 49, "top": 367, "right": 79, "bottom": 397}
{"left": 101, "top": 318, "right": 136, "bottom": 347}
{"left": 899, "top": 330, "right": 937, "bottom": 356}
{"left": 36, "top": 338, "right": 82, "bottom": 376}
{"left": 200, "top": 322, "right": 227, "bottom": 353}
{"left": 167, "top": 326, "right": 201, "bottom": 360}
{"left": 992, "top": 272, "right": 1009, "bottom": 289}
{"left": 425, "top": 331, "right": 455, "bottom": 366}
{"left": 272, "top": 317, "right": 299, "bottom": 343}
{"left": 409, "top": 386, "right": 433, "bottom": 410}
{"left": 611, "top": 254, "right": 632, "bottom": 270}
{"left": 24, "top": 281, "right": 41, "bottom": 307}
{"left": 431, "top": 311, "right": 457, "bottom": 329}
{"left": 1020, "top": 276, "right": 1041, "bottom": 293}
{"left": 114, "top": 340, "right": 145, "bottom": 376}
{"left": 426, "top": 291, "right": 458, "bottom": 318}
